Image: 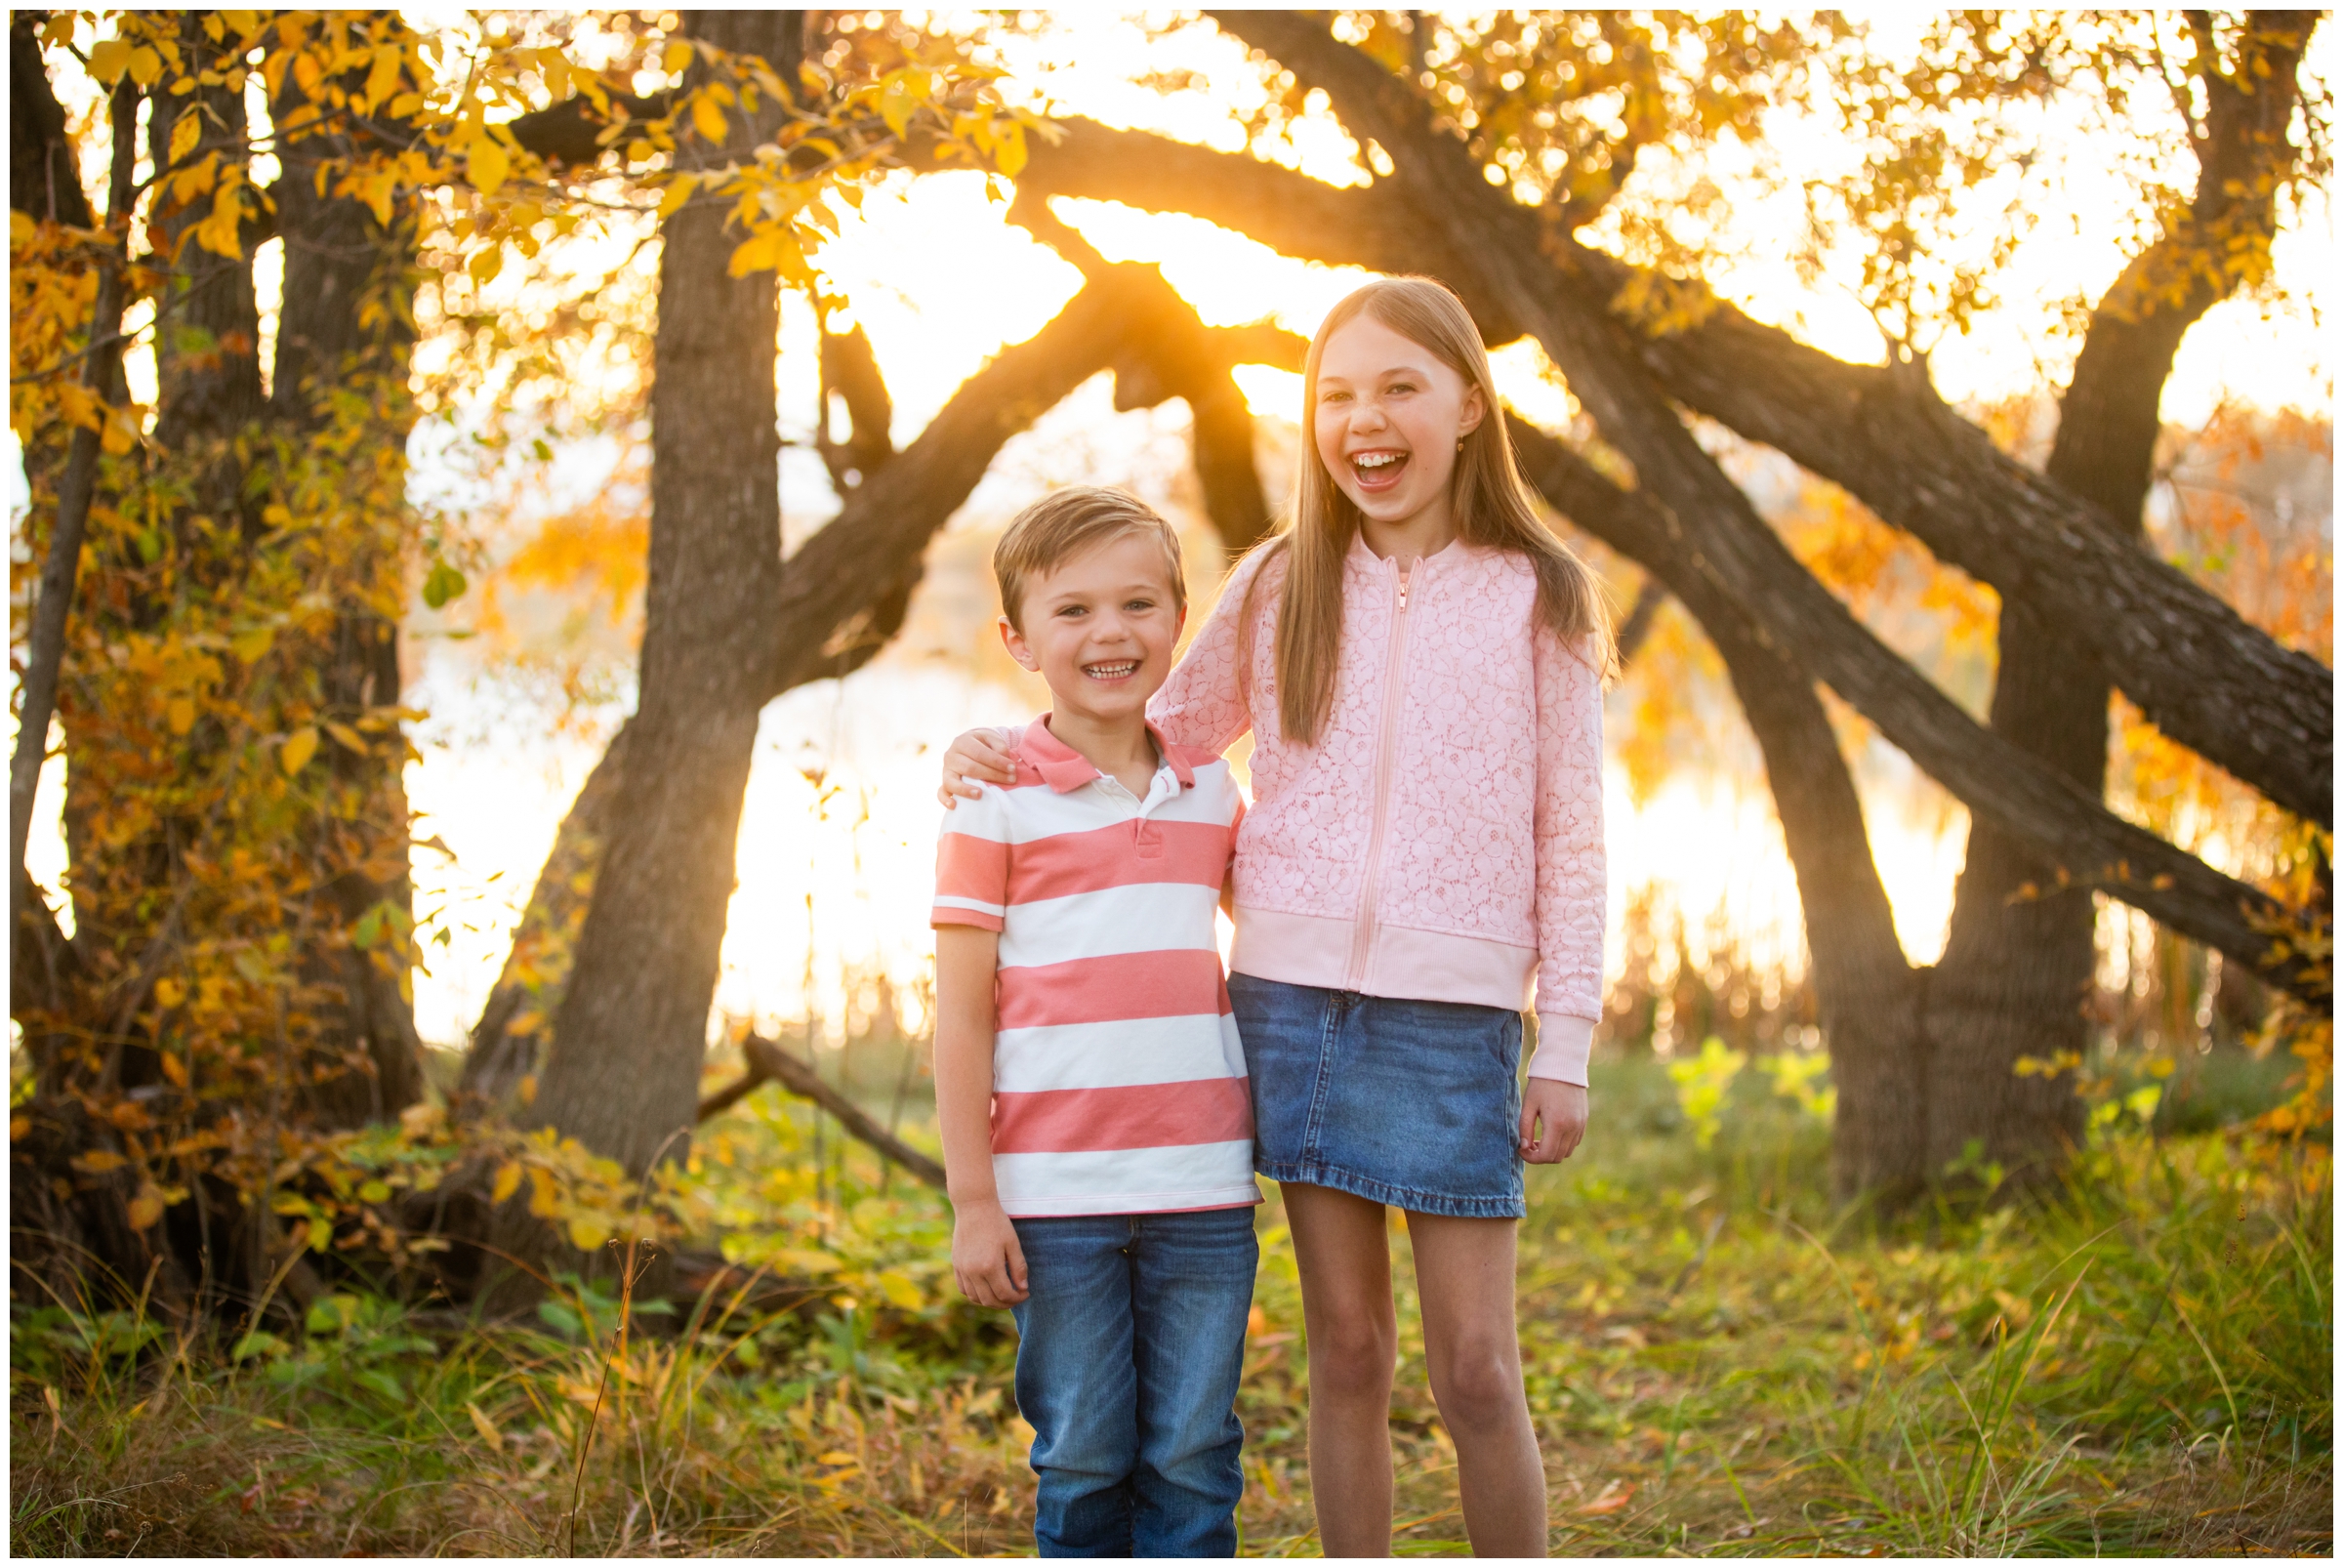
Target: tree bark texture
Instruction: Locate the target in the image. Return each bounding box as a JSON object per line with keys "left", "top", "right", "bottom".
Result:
{"left": 267, "top": 40, "right": 428, "bottom": 1127}
{"left": 1008, "top": 106, "right": 2331, "bottom": 827}
{"left": 515, "top": 13, "right": 806, "bottom": 1195}
{"left": 9, "top": 15, "right": 95, "bottom": 227}
{"left": 1928, "top": 12, "right": 2320, "bottom": 1182}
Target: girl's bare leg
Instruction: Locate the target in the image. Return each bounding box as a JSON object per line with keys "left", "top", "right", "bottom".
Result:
{"left": 1409, "top": 1213, "right": 1546, "bottom": 1556}
{"left": 1283, "top": 1182, "right": 1399, "bottom": 1556}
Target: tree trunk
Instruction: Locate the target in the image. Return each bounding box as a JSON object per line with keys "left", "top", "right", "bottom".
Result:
{"left": 502, "top": 17, "right": 804, "bottom": 1247}
{"left": 458, "top": 720, "right": 637, "bottom": 1114}
{"left": 267, "top": 37, "right": 427, "bottom": 1128}
{"left": 1924, "top": 13, "right": 2317, "bottom": 1183}
{"left": 1509, "top": 417, "right": 1930, "bottom": 1199}
{"left": 459, "top": 265, "right": 1200, "bottom": 1105}
{"left": 9, "top": 15, "right": 95, "bottom": 227}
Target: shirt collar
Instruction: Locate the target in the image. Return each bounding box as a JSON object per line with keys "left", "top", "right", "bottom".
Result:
{"left": 1017, "top": 713, "right": 1193, "bottom": 794}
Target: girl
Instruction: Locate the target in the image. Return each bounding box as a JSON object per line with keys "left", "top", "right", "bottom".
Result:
{"left": 942, "top": 276, "right": 1610, "bottom": 1556}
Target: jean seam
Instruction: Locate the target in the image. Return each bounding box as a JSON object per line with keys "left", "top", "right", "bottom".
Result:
{"left": 1301, "top": 989, "right": 1337, "bottom": 1165}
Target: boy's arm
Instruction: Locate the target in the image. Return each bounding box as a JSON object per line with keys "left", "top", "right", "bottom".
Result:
{"left": 932, "top": 925, "right": 1027, "bottom": 1306}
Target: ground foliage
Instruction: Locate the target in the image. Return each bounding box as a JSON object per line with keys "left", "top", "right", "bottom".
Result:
{"left": 11, "top": 1056, "right": 2326, "bottom": 1556}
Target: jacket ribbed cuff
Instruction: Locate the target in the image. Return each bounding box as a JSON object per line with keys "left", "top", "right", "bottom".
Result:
{"left": 1526, "top": 1012, "right": 1594, "bottom": 1087}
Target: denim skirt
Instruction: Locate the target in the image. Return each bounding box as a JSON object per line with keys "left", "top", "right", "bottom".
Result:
{"left": 1226, "top": 973, "right": 1525, "bottom": 1218}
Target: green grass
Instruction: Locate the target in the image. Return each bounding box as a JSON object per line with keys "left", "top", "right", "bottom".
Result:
{"left": 11, "top": 1055, "right": 2330, "bottom": 1555}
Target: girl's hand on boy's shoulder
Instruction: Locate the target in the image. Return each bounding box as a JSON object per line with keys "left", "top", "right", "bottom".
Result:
{"left": 938, "top": 726, "right": 1020, "bottom": 808}
{"left": 1520, "top": 1079, "right": 1588, "bottom": 1164}
{"left": 951, "top": 1199, "right": 1030, "bottom": 1307}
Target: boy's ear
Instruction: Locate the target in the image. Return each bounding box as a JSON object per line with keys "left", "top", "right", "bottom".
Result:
{"left": 998, "top": 614, "right": 1039, "bottom": 672}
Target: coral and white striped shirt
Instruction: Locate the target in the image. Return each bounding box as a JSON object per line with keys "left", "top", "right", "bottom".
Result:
{"left": 931, "top": 715, "right": 1259, "bottom": 1218}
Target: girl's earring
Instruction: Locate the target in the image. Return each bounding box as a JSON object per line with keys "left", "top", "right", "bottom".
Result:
{"left": 1456, "top": 436, "right": 1465, "bottom": 451}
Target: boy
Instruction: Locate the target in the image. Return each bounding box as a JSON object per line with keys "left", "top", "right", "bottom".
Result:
{"left": 930, "top": 487, "right": 1258, "bottom": 1557}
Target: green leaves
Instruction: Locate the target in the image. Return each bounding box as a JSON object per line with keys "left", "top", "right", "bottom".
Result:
{"left": 422, "top": 558, "right": 469, "bottom": 608}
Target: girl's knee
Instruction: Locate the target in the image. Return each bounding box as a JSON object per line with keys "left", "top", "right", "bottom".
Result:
{"left": 1428, "top": 1344, "right": 1525, "bottom": 1432}
{"left": 1307, "top": 1313, "right": 1398, "bottom": 1396}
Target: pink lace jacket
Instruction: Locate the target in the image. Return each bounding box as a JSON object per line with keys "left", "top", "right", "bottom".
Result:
{"left": 1151, "top": 534, "right": 1608, "bottom": 1085}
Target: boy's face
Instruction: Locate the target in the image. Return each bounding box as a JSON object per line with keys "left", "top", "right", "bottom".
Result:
{"left": 1000, "top": 532, "right": 1184, "bottom": 729}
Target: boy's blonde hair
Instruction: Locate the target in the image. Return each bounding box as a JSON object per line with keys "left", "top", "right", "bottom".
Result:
{"left": 994, "top": 486, "right": 1186, "bottom": 634}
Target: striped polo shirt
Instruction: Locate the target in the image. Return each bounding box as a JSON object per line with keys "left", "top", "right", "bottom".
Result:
{"left": 931, "top": 715, "right": 1258, "bottom": 1217}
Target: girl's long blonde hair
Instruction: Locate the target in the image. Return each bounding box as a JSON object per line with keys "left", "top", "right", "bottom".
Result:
{"left": 1242, "top": 275, "right": 1614, "bottom": 744}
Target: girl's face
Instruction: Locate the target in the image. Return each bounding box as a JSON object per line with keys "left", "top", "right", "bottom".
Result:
{"left": 1312, "top": 313, "right": 1486, "bottom": 531}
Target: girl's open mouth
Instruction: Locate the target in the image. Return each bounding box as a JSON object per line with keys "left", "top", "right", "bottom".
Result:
{"left": 1350, "top": 449, "right": 1409, "bottom": 491}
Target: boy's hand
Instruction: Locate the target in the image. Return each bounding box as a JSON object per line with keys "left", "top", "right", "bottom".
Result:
{"left": 1520, "top": 1080, "right": 1588, "bottom": 1164}
{"left": 951, "top": 1199, "right": 1030, "bottom": 1307}
{"left": 938, "top": 727, "right": 1018, "bottom": 807}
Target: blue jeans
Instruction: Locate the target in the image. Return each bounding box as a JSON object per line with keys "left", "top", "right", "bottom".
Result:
{"left": 1009, "top": 1207, "right": 1258, "bottom": 1556}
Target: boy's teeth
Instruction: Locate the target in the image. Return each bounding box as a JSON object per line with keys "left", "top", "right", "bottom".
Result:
{"left": 1086, "top": 662, "right": 1136, "bottom": 677}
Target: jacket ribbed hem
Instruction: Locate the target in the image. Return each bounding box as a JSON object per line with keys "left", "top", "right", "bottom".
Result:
{"left": 1231, "top": 905, "right": 1536, "bottom": 1007}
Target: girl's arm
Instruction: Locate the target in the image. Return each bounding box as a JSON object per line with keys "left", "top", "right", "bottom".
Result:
{"left": 1146, "top": 546, "right": 1274, "bottom": 754}
{"left": 940, "top": 727, "right": 1019, "bottom": 804}
{"left": 938, "top": 550, "right": 1273, "bottom": 805}
{"left": 1527, "top": 629, "right": 1609, "bottom": 1088}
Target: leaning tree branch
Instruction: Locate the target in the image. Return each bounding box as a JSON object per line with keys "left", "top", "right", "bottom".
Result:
{"left": 460, "top": 268, "right": 1168, "bottom": 1086}
{"left": 767, "top": 262, "right": 1193, "bottom": 691}
{"left": 1508, "top": 413, "right": 2316, "bottom": 999}
{"left": 1003, "top": 186, "right": 1295, "bottom": 557}
{"left": 1209, "top": 12, "right": 2320, "bottom": 997}
{"left": 1582, "top": 232, "right": 2332, "bottom": 828}
{"left": 697, "top": 1034, "right": 946, "bottom": 1190}
{"left": 1007, "top": 101, "right": 2330, "bottom": 827}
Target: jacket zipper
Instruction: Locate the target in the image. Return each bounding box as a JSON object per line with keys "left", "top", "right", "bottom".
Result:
{"left": 1344, "top": 558, "right": 1414, "bottom": 990}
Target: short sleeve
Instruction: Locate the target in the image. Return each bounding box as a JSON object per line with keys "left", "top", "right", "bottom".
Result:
{"left": 933, "top": 788, "right": 1012, "bottom": 931}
